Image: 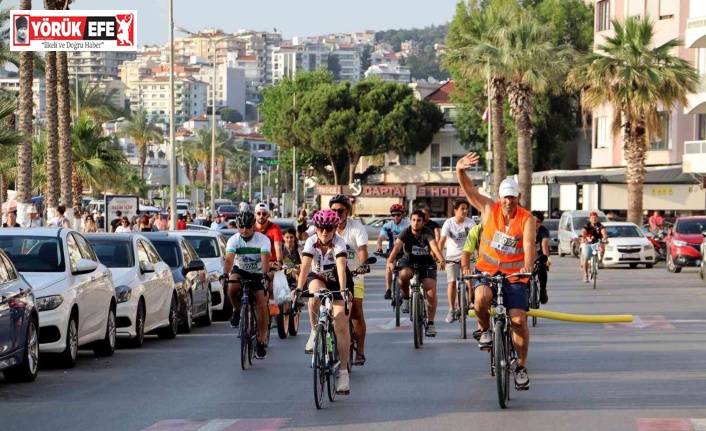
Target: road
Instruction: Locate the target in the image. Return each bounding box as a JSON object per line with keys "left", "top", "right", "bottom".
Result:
{"left": 2, "top": 252, "right": 706, "bottom": 431}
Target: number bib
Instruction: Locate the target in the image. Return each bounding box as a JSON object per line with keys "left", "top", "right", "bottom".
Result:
{"left": 320, "top": 263, "right": 336, "bottom": 279}
{"left": 412, "top": 245, "right": 429, "bottom": 256}
{"left": 346, "top": 245, "right": 356, "bottom": 260}
{"left": 490, "top": 231, "right": 519, "bottom": 254}
{"left": 241, "top": 260, "right": 259, "bottom": 272}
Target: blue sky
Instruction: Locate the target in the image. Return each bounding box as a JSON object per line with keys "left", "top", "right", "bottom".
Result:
{"left": 28, "top": 0, "right": 459, "bottom": 45}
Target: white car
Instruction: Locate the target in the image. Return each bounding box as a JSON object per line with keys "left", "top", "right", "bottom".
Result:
{"left": 0, "top": 228, "right": 116, "bottom": 368}
{"left": 601, "top": 222, "right": 656, "bottom": 268}
{"left": 86, "top": 233, "right": 178, "bottom": 347}
{"left": 171, "top": 231, "right": 228, "bottom": 317}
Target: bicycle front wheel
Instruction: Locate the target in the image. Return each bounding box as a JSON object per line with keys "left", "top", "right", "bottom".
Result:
{"left": 327, "top": 329, "right": 339, "bottom": 402}
{"left": 348, "top": 319, "right": 355, "bottom": 373}
{"left": 412, "top": 290, "right": 422, "bottom": 349}
{"left": 313, "top": 326, "right": 326, "bottom": 409}
{"left": 592, "top": 257, "right": 598, "bottom": 289}
{"left": 530, "top": 278, "right": 539, "bottom": 327}
{"left": 459, "top": 284, "right": 467, "bottom": 339}
{"left": 248, "top": 308, "right": 256, "bottom": 366}
{"left": 494, "top": 320, "right": 509, "bottom": 409}
{"left": 394, "top": 273, "right": 401, "bottom": 327}
{"left": 239, "top": 305, "right": 249, "bottom": 370}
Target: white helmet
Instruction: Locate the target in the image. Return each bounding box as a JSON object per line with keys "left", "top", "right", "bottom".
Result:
{"left": 254, "top": 203, "right": 269, "bottom": 214}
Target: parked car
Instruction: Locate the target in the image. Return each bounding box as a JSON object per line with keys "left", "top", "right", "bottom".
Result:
{"left": 557, "top": 210, "right": 607, "bottom": 258}
{"left": 0, "top": 249, "right": 39, "bottom": 382}
{"left": 543, "top": 219, "right": 559, "bottom": 254}
{"left": 141, "top": 232, "right": 211, "bottom": 332}
{"left": 665, "top": 216, "right": 706, "bottom": 273}
{"left": 216, "top": 205, "right": 239, "bottom": 221}
{"left": 186, "top": 224, "right": 211, "bottom": 231}
{"left": 86, "top": 234, "right": 178, "bottom": 347}
{"left": 0, "top": 228, "right": 116, "bottom": 368}
{"left": 170, "top": 231, "right": 229, "bottom": 319}
{"left": 364, "top": 218, "right": 391, "bottom": 243}
{"left": 601, "top": 222, "right": 656, "bottom": 268}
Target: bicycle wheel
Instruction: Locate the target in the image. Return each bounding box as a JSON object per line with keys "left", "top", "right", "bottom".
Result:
{"left": 313, "top": 326, "right": 326, "bottom": 409}
{"left": 494, "top": 319, "right": 509, "bottom": 409}
{"left": 394, "top": 272, "right": 401, "bottom": 327}
{"left": 412, "top": 290, "right": 421, "bottom": 349}
{"left": 348, "top": 319, "right": 355, "bottom": 372}
{"left": 239, "top": 305, "right": 249, "bottom": 370}
{"left": 592, "top": 257, "right": 598, "bottom": 290}
{"left": 530, "top": 279, "right": 538, "bottom": 327}
{"left": 459, "top": 282, "right": 468, "bottom": 339}
{"left": 419, "top": 292, "right": 426, "bottom": 346}
{"left": 327, "top": 329, "right": 339, "bottom": 402}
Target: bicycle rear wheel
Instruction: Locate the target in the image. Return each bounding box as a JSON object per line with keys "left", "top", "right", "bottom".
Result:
{"left": 592, "top": 257, "right": 598, "bottom": 290}
{"left": 494, "top": 320, "right": 509, "bottom": 409}
{"left": 412, "top": 290, "right": 422, "bottom": 349}
{"left": 313, "top": 326, "right": 326, "bottom": 409}
{"left": 348, "top": 319, "right": 355, "bottom": 372}
{"left": 239, "top": 305, "right": 249, "bottom": 370}
{"left": 248, "top": 308, "right": 256, "bottom": 366}
{"left": 459, "top": 282, "right": 468, "bottom": 339}
{"left": 530, "top": 278, "right": 539, "bottom": 327}
{"left": 327, "top": 329, "right": 339, "bottom": 402}
{"left": 394, "top": 272, "right": 401, "bottom": 327}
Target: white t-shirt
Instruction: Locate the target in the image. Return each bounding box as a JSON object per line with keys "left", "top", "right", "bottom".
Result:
{"left": 115, "top": 226, "right": 132, "bottom": 233}
{"left": 305, "top": 218, "right": 368, "bottom": 269}
{"left": 441, "top": 217, "right": 476, "bottom": 260}
{"left": 225, "top": 231, "right": 271, "bottom": 274}
{"left": 302, "top": 234, "right": 348, "bottom": 279}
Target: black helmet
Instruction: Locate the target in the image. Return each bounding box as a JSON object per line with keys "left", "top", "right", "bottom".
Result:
{"left": 329, "top": 194, "right": 351, "bottom": 209}
{"left": 236, "top": 211, "right": 255, "bottom": 228}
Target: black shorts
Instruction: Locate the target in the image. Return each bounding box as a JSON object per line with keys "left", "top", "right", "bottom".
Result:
{"left": 229, "top": 267, "right": 266, "bottom": 293}
{"left": 398, "top": 258, "right": 437, "bottom": 281}
{"left": 471, "top": 269, "right": 529, "bottom": 311}
{"left": 305, "top": 269, "right": 353, "bottom": 293}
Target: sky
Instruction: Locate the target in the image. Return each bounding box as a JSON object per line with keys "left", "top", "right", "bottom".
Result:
{"left": 28, "top": 0, "right": 459, "bottom": 45}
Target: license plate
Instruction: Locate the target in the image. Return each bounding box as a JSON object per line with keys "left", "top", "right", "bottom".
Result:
{"left": 620, "top": 253, "right": 639, "bottom": 259}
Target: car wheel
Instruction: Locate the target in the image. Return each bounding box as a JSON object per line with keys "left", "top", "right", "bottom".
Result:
{"left": 196, "top": 290, "right": 212, "bottom": 326}
{"left": 158, "top": 293, "right": 178, "bottom": 340}
{"left": 55, "top": 312, "right": 79, "bottom": 368}
{"left": 127, "top": 300, "right": 146, "bottom": 348}
{"left": 666, "top": 251, "right": 681, "bottom": 273}
{"left": 3, "top": 316, "right": 39, "bottom": 383}
{"left": 646, "top": 263, "right": 654, "bottom": 269}
{"left": 558, "top": 241, "right": 565, "bottom": 257}
{"left": 94, "top": 305, "right": 116, "bottom": 357}
{"left": 179, "top": 292, "right": 193, "bottom": 333}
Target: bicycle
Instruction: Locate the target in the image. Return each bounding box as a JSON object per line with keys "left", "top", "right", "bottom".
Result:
{"left": 400, "top": 263, "right": 438, "bottom": 349}
{"left": 449, "top": 259, "right": 472, "bottom": 339}
{"left": 295, "top": 287, "right": 350, "bottom": 409}
{"left": 375, "top": 250, "right": 402, "bottom": 327}
{"left": 587, "top": 242, "right": 601, "bottom": 290}
{"left": 528, "top": 255, "right": 548, "bottom": 327}
{"left": 465, "top": 270, "right": 532, "bottom": 409}
{"left": 276, "top": 265, "right": 301, "bottom": 339}
{"left": 348, "top": 257, "right": 377, "bottom": 370}
{"left": 224, "top": 276, "right": 267, "bottom": 371}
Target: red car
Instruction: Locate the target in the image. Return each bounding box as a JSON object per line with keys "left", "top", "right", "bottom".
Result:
{"left": 665, "top": 216, "right": 706, "bottom": 273}
{"left": 216, "top": 205, "right": 239, "bottom": 221}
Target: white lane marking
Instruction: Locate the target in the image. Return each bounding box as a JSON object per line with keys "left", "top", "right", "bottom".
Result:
{"left": 196, "top": 419, "right": 240, "bottom": 431}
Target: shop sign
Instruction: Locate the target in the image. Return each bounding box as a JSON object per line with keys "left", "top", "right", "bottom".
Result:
{"left": 417, "top": 186, "right": 465, "bottom": 197}
{"left": 362, "top": 186, "right": 407, "bottom": 197}
{"left": 360, "top": 185, "right": 467, "bottom": 198}
{"left": 649, "top": 186, "right": 674, "bottom": 197}
{"left": 314, "top": 185, "right": 341, "bottom": 195}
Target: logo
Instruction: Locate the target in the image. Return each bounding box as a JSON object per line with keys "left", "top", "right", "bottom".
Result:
{"left": 10, "top": 10, "right": 137, "bottom": 52}
{"left": 349, "top": 179, "right": 362, "bottom": 197}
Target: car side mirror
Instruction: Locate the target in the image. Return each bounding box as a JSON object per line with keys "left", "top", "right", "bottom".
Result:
{"left": 185, "top": 259, "right": 205, "bottom": 274}
{"left": 140, "top": 261, "right": 155, "bottom": 274}
{"left": 73, "top": 258, "right": 98, "bottom": 275}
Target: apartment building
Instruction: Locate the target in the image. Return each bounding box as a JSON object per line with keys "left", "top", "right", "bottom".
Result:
{"left": 232, "top": 54, "right": 264, "bottom": 102}
{"left": 191, "top": 63, "right": 246, "bottom": 115}
{"left": 174, "top": 29, "right": 245, "bottom": 65}
{"left": 684, "top": 0, "right": 706, "bottom": 173}
{"left": 364, "top": 50, "right": 411, "bottom": 83}
{"left": 271, "top": 44, "right": 329, "bottom": 83}
{"left": 330, "top": 44, "right": 361, "bottom": 83}
{"left": 129, "top": 76, "right": 208, "bottom": 126}
{"left": 0, "top": 77, "right": 46, "bottom": 118}
{"left": 236, "top": 30, "right": 283, "bottom": 86}
{"left": 69, "top": 51, "right": 137, "bottom": 81}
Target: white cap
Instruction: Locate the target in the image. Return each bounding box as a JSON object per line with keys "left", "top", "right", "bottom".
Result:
{"left": 254, "top": 203, "right": 269, "bottom": 213}
{"left": 498, "top": 178, "right": 520, "bottom": 198}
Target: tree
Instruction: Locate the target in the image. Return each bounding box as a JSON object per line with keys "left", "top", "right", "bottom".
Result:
{"left": 567, "top": 16, "right": 699, "bottom": 225}
{"left": 120, "top": 108, "right": 163, "bottom": 179}
{"left": 185, "top": 126, "right": 231, "bottom": 185}
{"left": 0, "top": 98, "right": 25, "bottom": 205}
{"left": 326, "top": 54, "right": 342, "bottom": 81}
{"left": 219, "top": 107, "right": 243, "bottom": 123}
{"left": 15, "top": 0, "right": 33, "bottom": 224}
{"left": 43, "top": 0, "right": 60, "bottom": 214}
{"left": 70, "top": 80, "right": 125, "bottom": 122}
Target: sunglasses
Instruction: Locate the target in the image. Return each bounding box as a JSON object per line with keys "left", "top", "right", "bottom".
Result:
{"left": 391, "top": 213, "right": 402, "bottom": 217}
{"left": 332, "top": 209, "right": 346, "bottom": 215}
{"left": 238, "top": 225, "right": 254, "bottom": 229}
{"left": 316, "top": 226, "right": 335, "bottom": 233}
{"left": 255, "top": 212, "right": 268, "bottom": 216}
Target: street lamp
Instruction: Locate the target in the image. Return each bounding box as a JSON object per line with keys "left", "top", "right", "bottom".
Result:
{"left": 168, "top": 0, "right": 177, "bottom": 230}
{"left": 175, "top": 26, "right": 249, "bottom": 216}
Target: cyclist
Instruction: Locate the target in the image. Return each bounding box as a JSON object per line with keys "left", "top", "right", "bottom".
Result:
{"left": 294, "top": 209, "right": 353, "bottom": 394}
{"left": 377, "top": 204, "right": 410, "bottom": 300}
{"left": 531, "top": 211, "right": 551, "bottom": 304}
{"left": 297, "top": 195, "right": 370, "bottom": 365}
{"left": 282, "top": 227, "right": 301, "bottom": 285}
{"left": 460, "top": 223, "right": 483, "bottom": 275}
{"left": 438, "top": 198, "right": 476, "bottom": 323}
{"left": 386, "top": 210, "right": 446, "bottom": 337}
{"left": 456, "top": 152, "right": 535, "bottom": 391}
{"left": 254, "top": 202, "right": 283, "bottom": 316}
{"left": 222, "top": 211, "right": 272, "bottom": 359}
{"left": 581, "top": 211, "right": 608, "bottom": 283}
{"left": 421, "top": 208, "right": 441, "bottom": 242}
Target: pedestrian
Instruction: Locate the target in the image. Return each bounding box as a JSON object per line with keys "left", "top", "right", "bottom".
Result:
{"left": 26, "top": 206, "right": 44, "bottom": 227}
{"left": 95, "top": 210, "right": 105, "bottom": 232}
{"left": 115, "top": 216, "right": 132, "bottom": 233}
{"left": 50, "top": 205, "right": 71, "bottom": 228}
{"left": 239, "top": 200, "right": 249, "bottom": 212}
{"left": 210, "top": 214, "right": 226, "bottom": 230}
{"left": 131, "top": 209, "right": 141, "bottom": 227}
{"left": 2, "top": 211, "right": 20, "bottom": 228}
{"left": 110, "top": 210, "right": 123, "bottom": 232}
{"left": 82, "top": 215, "right": 98, "bottom": 233}
{"left": 153, "top": 213, "right": 168, "bottom": 231}
{"left": 176, "top": 214, "right": 187, "bottom": 230}
{"left": 421, "top": 208, "right": 441, "bottom": 242}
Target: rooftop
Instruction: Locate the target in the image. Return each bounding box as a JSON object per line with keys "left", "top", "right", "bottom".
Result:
{"left": 425, "top": 81, "right": 458, "bottom": 105}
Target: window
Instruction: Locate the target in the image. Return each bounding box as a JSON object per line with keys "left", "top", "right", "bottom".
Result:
{"left": 430, "top": 143, "right": 441, "bottom": 171}
{"left": 597, "top": 0, "right": 611, "bottom": 32}
{"left": 595, "top": 117, "right": 611, "bottom": 149}
{"left": 650, "top": 112, "right": 671, "bottom": 150}
{"left": 136, "top": 241, "right": 150, "bottom": 265}
{"left": 698, "top": 49, "right": 706, "bottom": 76}
{"left": 698, "top": 114, "right": 706, "bottom": 141}
{"left": 399, "top": 153, "right": 416, "bottom": 166}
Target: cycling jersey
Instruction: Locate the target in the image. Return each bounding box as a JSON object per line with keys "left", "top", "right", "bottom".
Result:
{"left": 381, "top": 218, "right": 410, "bottom": 249}
{"left": 225, "top": 232, "right": 271, "bottom": 273}
{"left": 397, "top": 226, "right": 436, "bottom": 266}
{"left": 462, "top": 224, "right": 483, "bottom": 255}
{"left": 302, "top": 234, "right": 348, "bottom": 280}
{"left": 305, "top": 218, "right": 368, "bottom": 269}
{"left": 582, "top": 222, "right": 604, "bottom": 244}
{"left": 441, "top": 217, "right": 476, "bottom": 260}
{"left": 535, "top": 225, "right": 550, "bottom": 256}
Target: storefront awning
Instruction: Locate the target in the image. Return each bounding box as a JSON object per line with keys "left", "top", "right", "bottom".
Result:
{"left": 533, "top": 166, "right": 701, "bottom": 185}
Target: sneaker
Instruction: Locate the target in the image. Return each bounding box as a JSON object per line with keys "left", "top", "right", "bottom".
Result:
{"left": 255, "top": 342, "right": 267, "bottom": 359}
{"left": 336, "top": 371, "right": 350, "bottom": 394}
{"left": 540, "top": 289, "right": 548, "bottom": 305}
{"left": 384, "top": 289, "right": 392, "bottom": 300}
{"left": 445, "top": 310, "right": 456, "bottom": 324}
{"left": 478, "top": 331, "right": 492, "bottom": 349}
{"left": 426, "top": 323, "right": 437, "bottom": 337}
{"left": 514, "top": 367, "right": 530, "bottom": 390}
{"left": 230, "top": 309, "right": 240, "bottom": 328}
{"left": 583, "top": 274, "right": 589, "bottom": 283}
{"left": 401, "top": 299, "right": 410, "bottom": 313}
{"left": 268, "top": 300, "right": 280, "bottom": 316}
{"left": 598, "top": 261, "right": 605, "bottom": 269}
{"left": 305, "top": 331, "right": 316, "bottom": 354}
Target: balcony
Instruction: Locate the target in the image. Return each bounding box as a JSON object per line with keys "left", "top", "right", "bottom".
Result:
{"left": 685, "top": 74, "right": 706, "bottom": 115}
{"left": 686, "top": 17, "right": 706, "bottom": 48}
{"left": 682, "top": 140, "right": 706, "bottom": 173}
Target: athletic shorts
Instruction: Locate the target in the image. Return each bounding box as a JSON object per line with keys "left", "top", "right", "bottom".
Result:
{"left": 445, "top": 260, "right": 462, "bottom": 282}
{"left": 229, "top": 267, "right": 266, "bottom": 293}
{"left": 471, "top": 269, "right": 529, "bottom": 311}
{"left": 305, "top": 270, "right": 354, "bottom": 295}
{"left": 398, "top": 258, "right": 437, "bottom": 281}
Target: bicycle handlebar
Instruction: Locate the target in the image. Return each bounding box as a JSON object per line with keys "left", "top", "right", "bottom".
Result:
{"left": 294, "top": 288, "right": 351, "bottom": 316}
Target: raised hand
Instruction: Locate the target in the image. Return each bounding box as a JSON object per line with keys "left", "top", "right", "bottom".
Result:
{"left": 456, "top": 152, "right": 481, "bottom": 171}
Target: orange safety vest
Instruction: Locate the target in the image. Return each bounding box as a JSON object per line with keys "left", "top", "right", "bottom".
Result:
{"left": 476, "top": 201, "right": 531, "bottom": 275}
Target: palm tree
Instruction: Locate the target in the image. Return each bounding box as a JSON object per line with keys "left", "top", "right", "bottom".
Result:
{"left": 567, "top": 16, "right": 699, "bottom": 225}
{"left": 56, "top": 1, "right": 76, "bottom": 219}
{"left": 0, "top": 98, "right": 25, "bottom": 205}
{"left": 501, "top": 11, "right": 574, "bottom": 207}
{"left": 120, "top": 109, "right": 163, "bottom": 179}
{"left": 70, "top": 79, "right": 125, "bottom": 122}
{"left": 31, "top": 130, "right": 47, "bottom": 195}
{"left": 43, "top": 0, "right": 60, "bottom": 213}
{"left": 111, "top": 166, "right": 149, "bottom": 196}
{"left": 71, "top": 115, "right": 126, "bottom": 206}
{"left": 188, "top": 126, "right": 231, "bottom": 185}
{"left": 15, "top": 0, "right": 33, "bottom": 224}
{"left": 444, "top": 0, "right": 516, "bottom": 191}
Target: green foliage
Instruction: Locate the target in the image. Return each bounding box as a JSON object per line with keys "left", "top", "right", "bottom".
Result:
{"left": 71, "top": 114, "right": 126, "bottom": 191}
{"left": 70, "top": 80, "right": 126, "bottom": 122}
{"left": 326, "top": 55, "right": 342, "bottom": 81}
{"left": 219, "top": 107, "right": 243, "bottom": 123}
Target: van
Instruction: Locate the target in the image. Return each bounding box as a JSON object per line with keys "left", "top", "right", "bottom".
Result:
{"left": 557, "top": 210, "right": 607, "bottom": 257}
{"left": 87, "top": 200, "right": 105, "bottom": 215}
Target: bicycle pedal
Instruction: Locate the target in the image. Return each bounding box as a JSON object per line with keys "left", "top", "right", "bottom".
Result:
{"left": 336, "top": 389, "right": 350, "bottom": 395}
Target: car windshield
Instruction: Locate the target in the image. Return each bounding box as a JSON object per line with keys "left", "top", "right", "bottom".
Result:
{"left": 605, "top": 225, "right": 643, "bottom": 238}
{"left": 218, "top": 206, "right": 238, "bottom": 212}
{"left": 184, "top": 237, "right": 219, "bottom": 258}
{"left": 543, "top": 220, "right": 559, "bottom": 231}
{"left": 675, "top": 219, "right": 706, "bottom": 235}
{"left": 0, "top": 236, "right": 64, "bottom": 272}
{"left": 573, "top": 216, "right": 607, "bottom": 230}
{"left": 151, "top": 242, "right": 180, "bottom": 268}
{"left": 88, "top": 239, "right": 134, "bottom": 268}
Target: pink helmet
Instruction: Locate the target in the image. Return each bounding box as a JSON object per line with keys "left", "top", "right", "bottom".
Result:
{"left": 311, "top": 209, "right": 340, "bottom": 229}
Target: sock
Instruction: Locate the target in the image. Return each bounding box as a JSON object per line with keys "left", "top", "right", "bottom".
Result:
{"left": 339, "top": 369, "right": 348, "bottom": 375}
{"left": 428, "top": 321, "right": 434, "bottom": 326}
{"left": 403, "top": 296, "right": 410, "bottom": 300}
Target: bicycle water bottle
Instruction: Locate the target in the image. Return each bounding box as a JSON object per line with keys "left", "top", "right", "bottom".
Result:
{"left": 326, "top": 333, "right": 333, "bottom": 351}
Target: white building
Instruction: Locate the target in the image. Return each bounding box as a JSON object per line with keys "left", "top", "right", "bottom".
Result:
{"left": 191, "top": 63, "right": 247, "bottom": 116}
{"left": 271, "top": 44, "right": 329, "bottom": 84}
{"left": 330, "top": 44, "right": 361, "bottom": 83}
{"left": 0, "top": 77, "right": 46, "bottom": 118}
{"left": 129, "top": 76, "right": 208, "bottom": 126}
{"left": 69, "top": 51, "right": 137, "bottom": 81}
{"left": 364, "top": 50, "right": 411, "bottom": 83}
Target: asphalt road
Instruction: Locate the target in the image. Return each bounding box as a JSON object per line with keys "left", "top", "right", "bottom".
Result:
{"left": 2, "top": 252, "right": 706, "bottom": 431}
